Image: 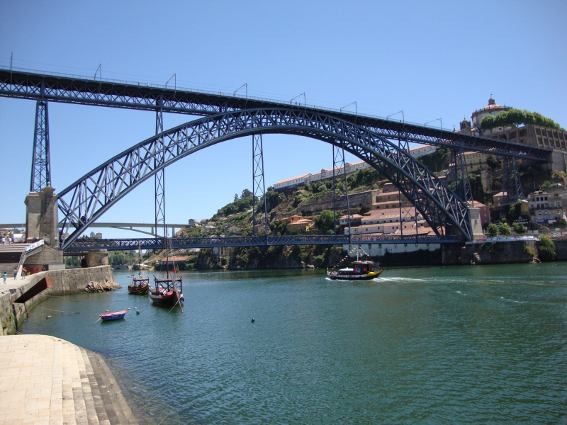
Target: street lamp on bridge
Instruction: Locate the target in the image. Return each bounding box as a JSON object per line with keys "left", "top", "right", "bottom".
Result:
{"left": 424, "top": 117, "right": 443, "bottom": 130}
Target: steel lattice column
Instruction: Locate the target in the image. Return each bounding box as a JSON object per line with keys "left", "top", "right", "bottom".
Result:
{"left": 454, "top": 149, "right": 472, "bottom": 203}
{"left": 30, "top": 99, "right": 51, "bottom": 192}
{"left": 154, "top": 99, "right": 166, "bottom": 238}
{"left": 252, "top": 134, "right": 269, "bottom": 235}
{"left": 503, "top": 157, "right": 524, "bottom": 203}
{"left": 332, "top": 145, "right": 351, "bottom": 242}
{"left": 395, "top": 139, "right": 416, "bottom": 237}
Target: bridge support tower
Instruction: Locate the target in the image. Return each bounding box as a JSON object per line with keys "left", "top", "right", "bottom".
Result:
{"left": 25, "top": 187, "right": 59, "bottom": 247}
{"left": 467, "top": 205, "right": 485, "bottom": 240}
{"left": 24, "top": 187, "right": 64, "bottom": 271}
{"left": 30, "top": 98, "right": 51, "bottom": 192}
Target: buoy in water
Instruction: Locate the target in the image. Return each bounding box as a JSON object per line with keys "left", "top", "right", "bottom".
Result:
{"left": 251, "top": 317, "right": 255, "bottom": 323}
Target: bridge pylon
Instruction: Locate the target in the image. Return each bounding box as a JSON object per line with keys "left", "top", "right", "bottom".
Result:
{"left": 332, "top": 145, "right": 351, "bottom": 242}
{"left": 25, "top": 186, "right": 59, "bottom": 247}
{"left": 30, "top": 98, "right": 51, "bottom": 192}
{"left": 503, "top": 157, "right": 524, "bottom": 203}
{"left": 154, "top": 98, "right": 166, "bottom": 239}
{"left": 252, "top": 134, "right": 269, "bottom": 235}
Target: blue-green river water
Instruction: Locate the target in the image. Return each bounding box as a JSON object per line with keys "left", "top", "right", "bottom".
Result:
{"left": 22, "top": 263, "right": 567, "bottom": 424}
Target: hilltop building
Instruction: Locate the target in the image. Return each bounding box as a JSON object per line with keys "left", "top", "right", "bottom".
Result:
{"left": 460, "top": 95, "right": 567, "bottom": 172}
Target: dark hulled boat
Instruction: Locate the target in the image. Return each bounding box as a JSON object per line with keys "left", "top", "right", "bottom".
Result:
{"left": 128, "top": 275, "right": 150, "bottom": 295}
{"left": 149, "top": 277, "right": 183, "bottom": 308}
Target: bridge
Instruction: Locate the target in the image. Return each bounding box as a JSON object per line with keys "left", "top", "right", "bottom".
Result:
{"left": 64, "top": 234, "right": 462, "bottom": 254}
{"left": 0, "top": 67, "right": 551, "bottom": 256}
{"left": 0, "top": 222, "right": 189, "bottom": 238}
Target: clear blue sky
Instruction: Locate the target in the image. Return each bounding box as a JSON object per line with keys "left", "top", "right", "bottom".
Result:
{"left": 1, "top": 0, "right": 566, "bottom": 237}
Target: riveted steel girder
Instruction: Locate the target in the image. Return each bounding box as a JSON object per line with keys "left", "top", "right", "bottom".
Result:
{"left": 57, "top": 108, "right": 473, "bottom": 249}
{"left": 0, "top": 68, "right": 549, "bottom": 161}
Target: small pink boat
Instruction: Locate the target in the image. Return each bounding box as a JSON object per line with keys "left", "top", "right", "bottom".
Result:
{"left": 99, "top": 309, "right": 128, "bottom": 322}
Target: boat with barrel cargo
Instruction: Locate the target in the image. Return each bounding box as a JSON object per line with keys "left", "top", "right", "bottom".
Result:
{"left": 149, "top": 244, "right": 184, "bottom": 310}
{"left": 99, "top": 309, "right": 128, "bottom": 322}
{"left": 149, "top": 276, "right": 184, "bottom": 308}
{"left": 128, "top": 274, "right": 149, "bottom": 295}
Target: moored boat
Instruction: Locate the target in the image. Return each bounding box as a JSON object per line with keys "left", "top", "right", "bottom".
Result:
{"left": 327, "top": 260, "right": 383, "bottom": 281}
{"left": 99, "top": 309, "right": 128, "bottom": 321}
{"left": 128, "top": 274, "right": 149, "bottom": 295}
{"left": 149, "top": 277, "right": 184, "bottom": 308}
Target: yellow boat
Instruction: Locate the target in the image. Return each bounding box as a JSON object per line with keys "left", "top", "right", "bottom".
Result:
{"left": 327, "top": 260, "right": 383, "bottom": 280}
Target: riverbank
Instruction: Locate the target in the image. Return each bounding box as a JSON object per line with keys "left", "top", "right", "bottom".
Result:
{"left": 0, "top": 334, "right": 137, "bottom": 424}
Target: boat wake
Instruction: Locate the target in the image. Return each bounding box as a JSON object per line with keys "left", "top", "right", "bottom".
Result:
{"left": 378, "top": 277, "right": 427, "bottom": 283}
{"left": 498, "top": 296, "right": 527, "bottom": 304}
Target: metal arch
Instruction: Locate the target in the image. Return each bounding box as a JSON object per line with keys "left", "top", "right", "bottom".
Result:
{"left": 57, "top": 108, "right": 473, "bottom": 249}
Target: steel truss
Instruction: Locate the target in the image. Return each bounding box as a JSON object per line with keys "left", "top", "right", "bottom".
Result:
{"left": 0, "top": 68, "right": 549, "bottom": 161}
{"left": 57, "top": 108, "right": 474, "bottom": 249}
{"left": 503, "top": 157, "right": 524, "bottom": 203}
{"left": 154, "top": 98, "right": 166, "bottom": 238}
{"left": 252, "top": 134, "right": 269, "bottom": 235}
{"left": 65, "top": 234, "right": 462, "bottom": 253}
{"left": 453, "top": 149, "right": 473, "bottom": 203}
{"left": 332, "top": 145, "right": 351, "bottom": 236}
{"left": 30, "top": 99, "right": 51, "bottom": 191}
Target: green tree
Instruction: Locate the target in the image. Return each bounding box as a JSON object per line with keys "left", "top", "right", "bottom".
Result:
{"left": 538, "top": 235, "right": 556, "bottom": 262}
{"left": 512, "top": 223, "right": 526, "bottom": 234}
{"left": 498, "top": 222, "right": 512, "bottom": 236}
{"left": 541, "top": 181, "right": 552, "bottom": 190}
{"left": 315, "top": 210, "right": 336, "bottom": 234}
{"left": 487, "top": 223, "right": 499, "bottom": 237}
{"left": 506, "top": 202, "right": 523, "bottom": 223}
{"left": 480, "top": 109, "right": 562, "bottom": 131}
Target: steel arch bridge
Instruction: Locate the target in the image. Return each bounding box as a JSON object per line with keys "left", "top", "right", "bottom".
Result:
{"left": 57, "top": 107, "right": 472, "bottom": 250}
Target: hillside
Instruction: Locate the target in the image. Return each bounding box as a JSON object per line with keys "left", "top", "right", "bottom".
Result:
{"left": 164, "top": 148, "right": 550, "bottom": 270}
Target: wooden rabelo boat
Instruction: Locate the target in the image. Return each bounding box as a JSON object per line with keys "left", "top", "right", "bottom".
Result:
{"left": 99, "top": 309, "right": 128, "bottom": 322}
{"left": 149, "top": 276, "right": 184, "bottom": 308}
{"left": 128, "top": 274, "right": 150, "bottom": 295}
{"left": 150, "top": 241, "right": 184, "bottom": 310}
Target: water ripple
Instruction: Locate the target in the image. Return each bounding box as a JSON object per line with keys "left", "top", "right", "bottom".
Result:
{"left": 21, "top": 263, "right": 567, "bottom": 424}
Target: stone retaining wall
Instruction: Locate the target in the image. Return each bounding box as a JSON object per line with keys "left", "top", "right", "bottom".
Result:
{"left": 442, "top": 240, "right": 536, "bottom": 265}
{"left": 0, "top": 266, "right": 116, "bottom": 335}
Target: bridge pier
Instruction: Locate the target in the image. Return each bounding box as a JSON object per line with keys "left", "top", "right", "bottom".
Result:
{"left": 23, "top": 187, "right": 64, "bottom": 272}
{"left": 84, "top": 250, "right": 109, "bottom": 267}
{"left": 25, "top": 187, "right": 59, "bottom": 247}
{"left": 468, "top": 206, "right": 485, "bottom": 240}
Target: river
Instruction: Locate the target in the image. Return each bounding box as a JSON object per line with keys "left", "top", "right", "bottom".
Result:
{"left": 22, "top": 263, "right": 567, "bottom": 424}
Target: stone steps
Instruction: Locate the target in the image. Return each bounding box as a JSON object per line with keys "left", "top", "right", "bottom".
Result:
{"left": 0, "top": 335, "right": 137, "bottom": 425}
{"left": 84, "top": 351, "right": 138, "bottom": 425}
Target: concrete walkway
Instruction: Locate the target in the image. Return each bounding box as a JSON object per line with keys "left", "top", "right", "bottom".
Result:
{"left": 0, "top": 334, "right": 138, "bottom": 425}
